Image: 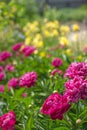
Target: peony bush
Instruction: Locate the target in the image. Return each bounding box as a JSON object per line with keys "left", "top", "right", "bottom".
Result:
{"left": 0, "top": 1, "right": 87, "bottom": 129}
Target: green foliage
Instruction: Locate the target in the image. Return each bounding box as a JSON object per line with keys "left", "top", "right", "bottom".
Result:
{"left": 44, "top": 6, "right": 87, "bottom": 22}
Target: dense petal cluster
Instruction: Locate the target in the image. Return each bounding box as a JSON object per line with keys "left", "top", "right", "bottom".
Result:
{"left": 52, "top": 58, "right": 63, "bottom": 67}
{"left": 22, "top": 46, "right": 35, "bottom": 56}
{"left": 64, "top": 77, "right": 83, "bottom": 102}
{"left": 0, "top": 111, "right": 16, "bottom": 130}
{"left": 64, "top": 62, "right": 87, "bottom": 79}
{"left": 19, "top": 72, "right": 37, "bottom": 88}
{"left": 8, "top": 78, "right": 19, "bottom": 90}
{"left": 40, "top": 92, "right": 70, "bottom": 120}
{"left": 0, "top": 51, "right": 12, "bottom": 61}
{"left": 12, "top": 43, "right": 23, "bottom": 51}
{"left": 5, "top": 64, "right": 15, "bottom": 72}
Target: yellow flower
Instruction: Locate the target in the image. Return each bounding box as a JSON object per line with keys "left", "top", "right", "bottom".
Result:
{"left": 43, "top": 30, "right": 50, "bottom": 37}
{"left": 33, "top": 21, "right": 39, "bottom": 27}
{"left": 52, "top": 29, "right": 59, "bottom": 36}
{"left": 40, "top": 52, "right": 46, "bottom": 57}
{"left": 25, "top": 31, "right": 30, "bottom": 36}
{"left": 60, "top": 25, "right": 70, "bottom": 34}
{"left": 35, "top": 33, "right": 42, "bottom": 39}
{"left": 25, "top": 37, "right": 32, "bottom": 45}
{"left": 72, "top": 24, "right": 80, "bottom": 31}
{"left": 35, "top": 41, "right": 44, "bottom": 48}
{"left": 65, "top": 49, "right": 72, "bottom": 56}
{"left": 60, "top": 37, "right": 69, "bottom": 46}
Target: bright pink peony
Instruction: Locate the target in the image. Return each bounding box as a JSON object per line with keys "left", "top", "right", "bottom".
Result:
{"left": 8, "top": 78, "right": 19, "bottom": 90}
{"left": 22, "top": 46, "right": 35, "bottom": 56}
{"left": 0, "top": 51, "right": 12, "bottom": 61}
{"left": 5, "top": 64, "right": 15, "bottom": 72}
{"left": 0, "top": 111, "right": 16, "bottom": 130}
{"left": 51, "top": 68, "right": 63, "bottom": 76}
{"left": 0, "top": 66, "right": 3, "bottom": 72}
{"left": 40, "top": 92, "right": 70, "bottom": 120}
{"left": 52, "top": 58, "right": 63, "bottom": 67}
{"left": 64, "top": 62, "right": 87, "bottom": 79}
{"left": 64, "top": 76, "right": 87, "bottom": 102}
{"left": 12, "top": 43, "right": 23, "bottom": 51}
{"left": 0, "top": 72, "right": 5, "bottom": 81}
{"left": 19, "top": 72, "right": 37, "bottom": 88}
{"left": 0, "top": 85, "right": 4, "bottom": 93}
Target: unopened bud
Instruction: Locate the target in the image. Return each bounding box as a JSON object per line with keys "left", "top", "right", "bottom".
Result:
{"left": 76, "top": 119, "right": 82, "bottom": 124}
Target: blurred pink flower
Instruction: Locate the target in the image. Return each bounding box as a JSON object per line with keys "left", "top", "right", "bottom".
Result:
{"left": 5, "top": 64, "right": 15, "bottom": 72}
{"left": 52, "top": 58, "right": 63, "bottom": 67}
{"left": 0, "top": 85, "right": 4, "bottom": 93}
{"left": 22, "top": 92, "right": 27, "bottom": 98}
{"left": 8, "top": 78, "right": 19, "bottom": 90}
{"left": 22, "top": 46, "right": 35, "bottom": 56}
{"left": 12, "top": 43, "right": 23, "bottom": 51}
{"left": 0, "top": 72, "right": 5, "bottom": 81}
{"left": 83, "top": 47, "right": 87, "bottom": 53}
{"left": 0, "top": 111, "right": 16, "bottom": 130}
{"left": 19, "top": 72, "right": 37, "bottom": 88}
{"left": 0, "top": 51, "right": 12, "bottom": 61}
{"left": 0, "top": 66, "right": 4, "bottom": 72}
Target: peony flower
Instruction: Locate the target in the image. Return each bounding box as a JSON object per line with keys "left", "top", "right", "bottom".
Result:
{"left": 40, "top": 92, "right": 70, "bottom": 120}
{"left": 5, "top": 64, "right": 15, "bottom": 72}
{"left": 64, "top": 62, "right": 87, "bottom": 79}
{"left": 0, "top": 51, "right": 12, "bottom": 61}
{"left": 0, "top": 111, "right": 16, "bottom": 130}
{"left": 51, "top": 68, "right": 63, "bottom": 76}
{"left": 8, "top": 78, "right": 19, "bottom": 90}
{"left": 0, "top": 66, "right": 4, "bottom": 72}
{"left": 64, "top": 76, "right": 87, "bottom": 102}
{"left": 22, "top": 46, "right": 35, "bottom": 56}
{"left": 19, "top": 72, "right": 37, "bottom": 88}
{"left": 0, "top": 72, "right": 5, "bottom": 81}
{"left": 0, "top": 85, "right": 4, "bottom": 93}
{"left": 52, "top": 58, "right": 63, "bottom": 67}
{"left": 12, "top": 43, "right": 23, "bottom": 51}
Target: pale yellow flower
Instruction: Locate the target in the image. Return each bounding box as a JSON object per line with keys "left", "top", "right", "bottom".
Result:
{"left": 52, "top": 29, "right": 59, "bottom": 36}
{"left": 60, "top": 25, "right": 70, "bottom": 34}
{"left": 34, "top": 50, "right": 38, "bottom": 54}
{"left": 74, "top": 33, "right": 79, "bottom": 40}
